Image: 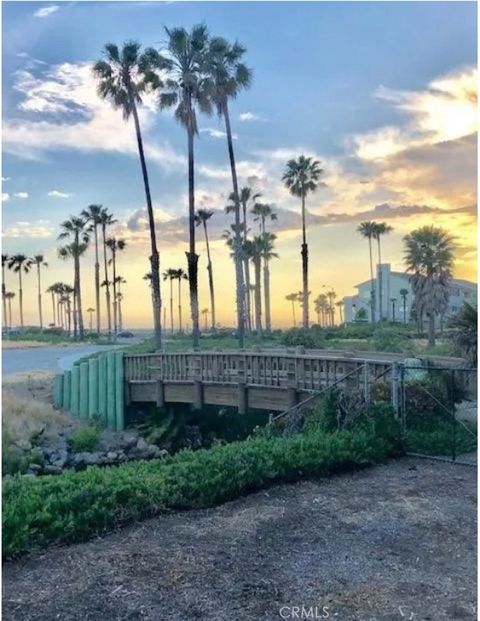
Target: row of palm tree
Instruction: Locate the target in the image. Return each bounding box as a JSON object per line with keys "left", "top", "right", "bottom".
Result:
{"left": 357, "top": 220, "right": 393, "bottom": 322}
{"left": 93, "top": 28, "right": 254, "bottom": 350}
{"left": 2, "top": 254, "right": 48, "bottom": 329}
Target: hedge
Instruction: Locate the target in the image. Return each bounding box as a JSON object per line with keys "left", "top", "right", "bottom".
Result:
{"left": 3, "top": 423, "right": 396, "bottom": 559}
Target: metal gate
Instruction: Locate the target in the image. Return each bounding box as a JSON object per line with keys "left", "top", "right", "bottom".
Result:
{"left": 397, "top": 364, "right": 477, "bottom": 466}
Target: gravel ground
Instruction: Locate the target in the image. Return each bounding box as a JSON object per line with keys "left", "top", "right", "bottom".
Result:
{"left": 3, "top": 457, "right": 476, "bottom": 621}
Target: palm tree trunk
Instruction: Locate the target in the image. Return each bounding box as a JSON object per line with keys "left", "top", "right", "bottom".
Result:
{"left": 118, "top": 298, "right": 123, "bottom": 332}
{"left": 102, "top": 224, "right": 112, "bottom": 336}
{"left": 254, "top": 257, "right": 262, "bottom": 335}
{"left": 94, "top": 224, "right": 101, "bottom": 336}
{"left": 177, "top": 278, "right": 182, "bottom": 333}
{"left": 203, "top": 221, "right": 216, "bottom": 331}
{"left": 67, "top": 299, "right": 71, "bottom": 336}
{"left": 242, "top": 198, "right": 252, "bottom": 333}
{"left": 264, "top": 259, "right": 271, "bottom": 333}
{"left": 75, "top": 252, "right": 84, "bottom": 340}
{"left": 186, "top": 122, "right": 200, "bottom": 349}
{"left": 73, "top": 289, "right": 78, "bottom": 339}
{"left": 130, "top": 93, "right": 162, "bottom": 350}
{"left": 428, "top": 313, "right": 435, "bottom": 347}
{"left": 403, "top": 298, "right": 407, "bottom": 324}
{"left": 111, "top": 249, "right": 117, "bottom": 334}
{"left": 8, "top": 298, "right": 12, "bottom": 329}
{"left": 170, "top": 278, "right": 174, "bottom": 333}
{"left": 223, "top": 101, "right": 245, "bottom": 348}
{"left": 300, "top": 192, "right": 309, "bottom": 328}
{"left": 2, "top": 264, "right": 7, "bottom": 329}
{"left": 291, "top": 300, "right": 296, "bottom": 328}
{"left": 368, "top": 237, "right": 375, "bottom": 323}
{"left": 18, "top": 271, "right": 24, "bottom": 328}
{"left": 51, "top": 292, "right": 56, "bottom": 326}
{"left": 37, "top": 264, "right": 43, "bottom": 329}
{"left": 377, "top": 238, "right": 382, "bottom": 322}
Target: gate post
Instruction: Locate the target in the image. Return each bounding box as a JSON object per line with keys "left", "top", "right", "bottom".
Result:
{"left": 391, "top": 362, "right": 400, "bottom": 418}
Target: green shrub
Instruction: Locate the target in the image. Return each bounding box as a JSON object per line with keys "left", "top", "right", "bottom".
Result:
{"left": 370, "top": 327, "right": 409, "bottom": 352}
{"left": 69, "top": 426, "right": 100, "bottom": 453}
{"left": 3, "top": 424, "right": 397, "bottom": 558}
{"left": 405, "top": 412, "right": 476, "bottom": 456}
{"left": 280, "top": 327, "right": 325, "bottom": 349}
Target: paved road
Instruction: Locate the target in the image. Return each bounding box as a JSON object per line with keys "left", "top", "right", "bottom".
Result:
{"left": 2, "top": 342, "right": 136, "bottom": 376}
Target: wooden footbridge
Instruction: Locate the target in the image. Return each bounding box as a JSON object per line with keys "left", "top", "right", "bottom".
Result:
{"left": 53, "top": 349, "right": 464, "bottom": 431}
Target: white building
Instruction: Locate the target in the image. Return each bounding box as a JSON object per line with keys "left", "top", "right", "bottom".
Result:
{"left": 343, "top": 264, "right": 477, "bottom": 323}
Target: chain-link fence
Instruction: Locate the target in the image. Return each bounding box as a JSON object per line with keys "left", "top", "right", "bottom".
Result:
{"left": 270, "top": 360, "right": 477, "bottom": 466}
{"left": 398, "top": 365, "right": 477, "bottom": 465}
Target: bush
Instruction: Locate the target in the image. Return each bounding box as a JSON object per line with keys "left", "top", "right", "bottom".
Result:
{"left": 370, "top": 327, "right": 409, "bottom": 353}
{"left": 3, "top": 423, "right": 397, "bottom": 558}
{"left": 69, "top": 426, "right": 100, "bottom": 453}
{"left": 280, "top": 327, "right": 325, "bottom": 349}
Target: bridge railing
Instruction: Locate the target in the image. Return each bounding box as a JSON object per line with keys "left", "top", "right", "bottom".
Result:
{"left": 124, "top": 352, "right": 393, "bottom": 392}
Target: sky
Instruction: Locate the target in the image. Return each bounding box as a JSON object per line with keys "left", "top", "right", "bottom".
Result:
{"left": 2, "top": 0, "right": 477, "bottom": 329}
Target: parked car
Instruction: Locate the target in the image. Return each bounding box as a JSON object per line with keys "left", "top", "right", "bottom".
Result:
{"left": 117, "top": 330, "right": 135, "bottom": 338}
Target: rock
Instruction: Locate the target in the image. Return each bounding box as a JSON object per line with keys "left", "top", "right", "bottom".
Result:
{"left": 122, "top": 432, "right": 139, "bottom": 450}
{"left": 43, "top": 464, "right": 63, "bottom": 475}
{"left": 136, "top": 437, "right": 148, "bottom": 451}
{"left": 16, "top": 439, "right": 32, "bottom": 452}
{"left": 106, "top": 451, "right": 118, "bottom": 461}
{"left": 183, "top": 425, "right": 203, "bottom": 449}
{"left": 27, "top": 463, "right": 42, "bottom": 474}
{"left": 52, "top": 449, "right": 69, "bottom": 468}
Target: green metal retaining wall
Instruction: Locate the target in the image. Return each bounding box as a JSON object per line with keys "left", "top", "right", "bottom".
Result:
{"left": 52, "top": 351, "right": 125, "bottom": 431}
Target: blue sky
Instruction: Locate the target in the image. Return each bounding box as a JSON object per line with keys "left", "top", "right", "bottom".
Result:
{"left": 2, "top": 1, "right": 477, "bottom": 327}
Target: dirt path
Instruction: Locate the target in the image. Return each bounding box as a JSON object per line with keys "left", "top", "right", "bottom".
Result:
{"left": 3, "top": 458, "right": 476, "bottom": 621}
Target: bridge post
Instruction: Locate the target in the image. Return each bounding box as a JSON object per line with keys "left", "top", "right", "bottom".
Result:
{"left": 237, "top": 382, "right": 247, "bottom": 415}
{"left": 156, "top": 379, "right": 165, "bottom": 408}
{"left": 193, "top": 380, "right": 203, "bottom": 410}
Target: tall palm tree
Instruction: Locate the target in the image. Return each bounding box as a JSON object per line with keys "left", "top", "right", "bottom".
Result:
{"left": 206, "top": 35, "right": 252, "bottom": 349}
{"left": 226, "top": 186, "right": 260, "bottom": 332}
{"left": 46, "top": 284, "right": 57, "bottom": 326}
{"left": 114, "top": 276, "right": 127, "bottom": 331}
{"left": 195, "top": 208, "right": 216, "bottom": 331}
{"left": 259, "top": 232, "right": 278, "bottom": 334}
{"left": 357, "top": 221, "right": 377, "bottom": 323}
{"left": 251, "top": 203, "right": 277, "bottom": 333}
{"left": 174, "top": 268, "right": 188, "bottom": 333}
{"left": 106, "top": 237, "right": 126, "bottom": 334}
{"left": 286, "top": 292, "right": 299, "bottom": 328}
{"left": 58, "top": 216, "right": 90, "bottom": 340}
{"left": 399, "top": 288, "right": 409, "bottom": 324}
{"left": 314, "top": 293, "right": 329, "bottom": 326}
{"left": 163, "top": 268, "right": 177, "bottom": 334}
{"left": 404, "top": 226, "right": 454, "bottom": 347}
{"left": 82, "top": 204, "right": 104, "bottom": 336}
{"left": 335, "top": 300, "right": 344, "bottom": 324}
{"left": 93, "top": 41, "right": 165, "bottom": 350}
{"left": 5, "top": 291, "right": 15, "bottom": 329}
{"left": 2, "top": 254, "right": 8, "bottom": 328}
{"left": 61, "top": 284, "right": 74, "bottom": 336}
{"left": 58, "top": 245, "right": 88, "bottom": 339}
{"left": 32, "top": 254, "right": 48, "bottom": 329}
{"left": 201, "top": 307, "right": 209, "bottom": 331}
{"left": 372, "top": 221, "right": 393, "bottom": 321}
{"left": 158, "top": 25, "right": 212, "bottom": 350}
{"left": 282, "top": 155, "right": 323, "bottom": 328}
{"left": 244, "top": 236, "right": 265, "bottom": 335}
{"left": 7, "top": 254, "right": 33, "bottom": 328}
{"left": 98, "top": 208, "right": 116, "bottom": 336}
{"left": 87, "top": 307, "right": 95, "bottom": 331}
{"left": 327, "top": 290, "right": 337, "bottom": 326}
{"left": 390, "top": 298, "right": 397, "bottom": 322}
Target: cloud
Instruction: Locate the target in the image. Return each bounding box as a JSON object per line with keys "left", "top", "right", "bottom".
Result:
{"left": 352, "top": 67, "right": 477, "bottom": 161}
{"left": 2, "top": 177, "right": 11, "bottom": 182}
{"left": 13, "top": 192, "right": 29, "bottom": 199}
{"left": 34, "top": 5, "right": 59, "bottom": 18}
{"left": 4, "top": 61, "right": 185, "bottom": 171}
{"left": 2, "top": 220, "right": 54, "bottom": 239}
{"left": 239, "top": 112, "right": 262, "bottom": 122}
{"left": 48, "top": 190, "right": 72, "bottom": 198}
{"left": 2, "top": 193, "right": 10, "bottom": 202}
{"left": 199, "top": 127, "right": 237, "bottom": 140}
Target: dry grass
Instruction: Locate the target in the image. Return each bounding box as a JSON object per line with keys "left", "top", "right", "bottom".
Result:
{"left": 2, "top": 341, "right": 53, "bottom": 350}
{"left": 3, "top": 372, "right": 78, "bottom": 447}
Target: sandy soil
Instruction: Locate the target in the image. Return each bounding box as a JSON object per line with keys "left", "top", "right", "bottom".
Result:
{"left": 3, "top": 457, "right": 476, "bottom": 621}
{"left": 2, "top": 341, "right": 64, "bottom": 350}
